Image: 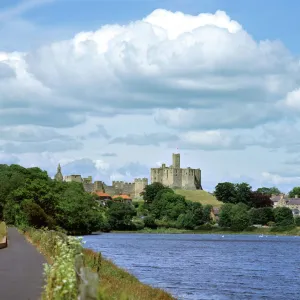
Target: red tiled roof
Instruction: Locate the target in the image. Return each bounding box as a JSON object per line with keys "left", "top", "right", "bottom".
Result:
{"left": 112, "top": 194, "right": 132, "bottom": 200}
{"left": 94, "top": 191, "right": 111, "bottom": 197}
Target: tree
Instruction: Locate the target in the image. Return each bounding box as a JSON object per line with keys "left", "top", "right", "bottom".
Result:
{"left": 141, "top": 182, "right": 167, "bottom": 204}
{"left": 273, "top": 207, "right": 294, "bottom": 226}
{"left": 143, "top": 215, "right": 157, "bottom": 229}
{"left": 203, "top": 205, "right": 213, "bottom": 223}
{"left": 214, "top": 182, "right": 236, "bottom": 203}
{"left": 256, "top": 187, "right": 281, "bottom": 195}
{"left": 249, "top": 192, "right": 273, "bottom": 208}
{"left": 219, "top": 203, "right": 234, "bottom": 228}
{"left": 234, "top": 183, "right": 252, "bottom": 205}
{"left": 107, "top": 202, "right": 136, "bottom": 230}
{"left": 294, "top": 216, "right": 300, "bottom": 226}
{"left": 249, "top": 207, "right": 274, "bottom": 225}
{"left": 288, "top": 187, "right": 300, "bottom": 198}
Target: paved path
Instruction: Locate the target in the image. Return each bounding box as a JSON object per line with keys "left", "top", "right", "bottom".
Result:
{"left": 0, "top": 227, "right": 46, "bottom": 300}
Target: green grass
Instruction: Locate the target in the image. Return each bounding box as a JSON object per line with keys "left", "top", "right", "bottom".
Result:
{"left": 174, "top": 189, "right": 223, "bottom": 207}
{"left": 0, "top": 221, "right": 7, "bottom": 240}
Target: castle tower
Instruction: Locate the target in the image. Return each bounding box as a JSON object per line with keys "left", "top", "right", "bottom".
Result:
{"left": 172, "top": 153, "right": 180, "bottom": 168}
{"left": 54, "top": 163, "right": 63, "bottom": 182}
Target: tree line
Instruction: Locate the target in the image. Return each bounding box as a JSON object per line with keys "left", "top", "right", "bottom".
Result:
{"left": 0, "top": 164, "right": 299, "bottom": 234}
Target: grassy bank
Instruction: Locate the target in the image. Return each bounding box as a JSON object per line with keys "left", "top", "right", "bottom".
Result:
{"left": 0, "top": 221, "right": 7, "bottom": 239}
{"left": 84, "top": 248, "right": 174, "bottom": 300}
{"left": 113, "top": 226, "right": 300, "bottom": 236}
{"left": 174, "top": 189, "right": 223, "bottom": 207}
{"left": 23, "top": 228, "right": 174, "bottom": 300}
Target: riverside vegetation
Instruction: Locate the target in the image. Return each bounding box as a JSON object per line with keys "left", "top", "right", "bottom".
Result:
{"left": 1, "top": 164, "right": 300, "bottom": 235}
{"left": 22, "top": 227, "right": 173, "bottom": 300}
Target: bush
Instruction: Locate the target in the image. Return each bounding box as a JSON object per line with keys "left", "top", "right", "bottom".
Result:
{"left": 143, "top": 215, "right": 157, "bottom": 229}
{"left": 295, "top": 216, "right": 300, "bottom": 226}
{"left": 274, "top": 207, "right": 294, "bottom": 226}
{"left": 132, "top": 217, "right": 145, "bottom": 230}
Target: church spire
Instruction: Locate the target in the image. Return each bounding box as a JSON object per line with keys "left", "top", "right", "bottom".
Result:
{"left": 54, "top": 163, "right": 63, "bottom": 182}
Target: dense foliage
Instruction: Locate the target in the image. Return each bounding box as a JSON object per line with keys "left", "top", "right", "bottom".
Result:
{"left": 214, "top": 182, "right": 273, "bottom": 207}
{"left": 0, "top": 164, "right": 104, "bottom": 234}
{"left": 1, "top": 164, "right": 299, "bottom": 234}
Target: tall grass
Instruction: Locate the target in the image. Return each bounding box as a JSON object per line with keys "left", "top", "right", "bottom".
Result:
{"left": 84, "top": 248, "right": 174, "bottom": 300}
{"left": 23, "top": 228, "right": 174, "bottom": 300}
{"left": 0, "top": 221, "right": 7, "bottom": 239}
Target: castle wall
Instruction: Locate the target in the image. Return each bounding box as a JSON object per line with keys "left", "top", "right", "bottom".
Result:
{"left": 64, "top": 175, "right": 82, "bottom": 183}
{"left": 172, "top": 168, "right": 182, "bottom": 188}
{"left": 134, "top": 178, "right": 148, "bottom": 198}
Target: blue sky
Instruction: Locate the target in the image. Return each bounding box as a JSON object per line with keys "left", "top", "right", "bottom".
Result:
{"left": 1, "top": 0, "right": 300, "bottom": 192}
{"left": 1, "top": 0, "right": 300, "bottom": 52}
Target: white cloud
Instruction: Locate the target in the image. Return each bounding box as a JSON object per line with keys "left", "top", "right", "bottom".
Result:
{"left": 261, "top": 171, "right": 300, "bottom": 185}
{"left": 2, "top": 8, "right": 300, "bottom": 192}
{"left": 283, "top": 88, "right": 300, "bottom": 110}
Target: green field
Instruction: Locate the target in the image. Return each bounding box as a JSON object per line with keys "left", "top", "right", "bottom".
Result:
{"left": 174, "top": 189, "right": 223, "bottom": 207}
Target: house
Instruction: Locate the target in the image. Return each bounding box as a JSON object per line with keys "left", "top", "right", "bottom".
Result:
{"left": 112, "top": 194, "right": 132, "bottom": 204}
{"left": 271, "top": 194, "right": 300, "bottom": 216}
{"left": 93, "top": 191, "right": 112, "bottom": 206}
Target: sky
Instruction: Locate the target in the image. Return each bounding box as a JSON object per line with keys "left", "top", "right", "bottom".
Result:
{"left": 1, "top": 0, "right": 300, "bottom": 192}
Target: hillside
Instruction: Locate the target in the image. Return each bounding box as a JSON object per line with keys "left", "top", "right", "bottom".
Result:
{"left": 174, "top": 189, "right": 223, "bottom": 207}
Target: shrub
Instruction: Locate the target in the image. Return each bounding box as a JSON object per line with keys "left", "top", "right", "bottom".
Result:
{"left": 295, "top": 216, "right": 300, "bottom": 226}
{"left": 143, "top": 215, "right": 157, "bottom": 229}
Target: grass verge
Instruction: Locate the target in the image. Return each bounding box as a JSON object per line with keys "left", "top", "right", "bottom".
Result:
{"left": 22, "top": 227, "right": 174, "bottom": 300}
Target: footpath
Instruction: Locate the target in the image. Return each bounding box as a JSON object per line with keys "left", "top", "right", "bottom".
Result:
{"left": 0, "top": 227, "right": 46, "bottom": 300}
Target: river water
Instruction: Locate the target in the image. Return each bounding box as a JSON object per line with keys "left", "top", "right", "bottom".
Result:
{"left": 83, "top": 233, "right": 300, "bottom": 300}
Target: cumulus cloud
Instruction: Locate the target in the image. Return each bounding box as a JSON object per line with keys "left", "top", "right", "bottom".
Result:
{"left": 1, "top": 8, "right": 299, "bottom": 131}
{"left": 2, "top": 8, "right": 300, "bottom": 191}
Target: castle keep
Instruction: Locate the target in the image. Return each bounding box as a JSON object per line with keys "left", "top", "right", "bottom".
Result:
{"left": 151, "top": 153, "right": 202, "bottom": 190}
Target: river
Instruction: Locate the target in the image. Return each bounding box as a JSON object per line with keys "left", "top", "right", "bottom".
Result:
{"left": 83, "top": 233, "right": 300, "bottom": 300}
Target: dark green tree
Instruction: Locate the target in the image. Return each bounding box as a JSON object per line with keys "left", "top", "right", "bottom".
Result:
{"left": 214, "top": 182, "right": 236, "bottom": 203}
{"left": 141, "top": 182, "right": 167, "bottom": 204}
{"left": 219, "top": 203, "right": 234, "bottom": 228}
{"left": 203, "top": 205, "right": 213, "bottom": 223}
{"left": 107, "top": 202, "right": 136, "bottom": 230}
{"left": 234, "top": 183, "right": 252, "bottom": 205}
{"left": 273, "top": 207, "right": 294, "bottom": 226}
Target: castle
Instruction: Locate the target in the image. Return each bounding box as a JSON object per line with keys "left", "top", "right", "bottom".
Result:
{"left": 54, "top": 153, "right": 202, "bottom": 198}
{"left": 54, "top": 164, "right": 148, "bottom": 198}
{"left": 151, "top": 153, "right": 202, "bottom": 190}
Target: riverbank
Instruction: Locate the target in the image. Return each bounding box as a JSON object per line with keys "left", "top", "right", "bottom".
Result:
{"left": 111, "top": 225, "right": 300, "bottom": 236}
{"left": 23, "top": 228, "right": 175, "bottom": 300}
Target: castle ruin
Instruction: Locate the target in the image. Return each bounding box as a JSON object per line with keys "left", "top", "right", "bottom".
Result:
{"left": 150, "top": 153, "right": 202, "bottom": 190}
{"left": 60, "top": 173, "right": 148, "bottom": 198}
{"left": 54, "top": 153, "right": 201, "bottom": 198}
